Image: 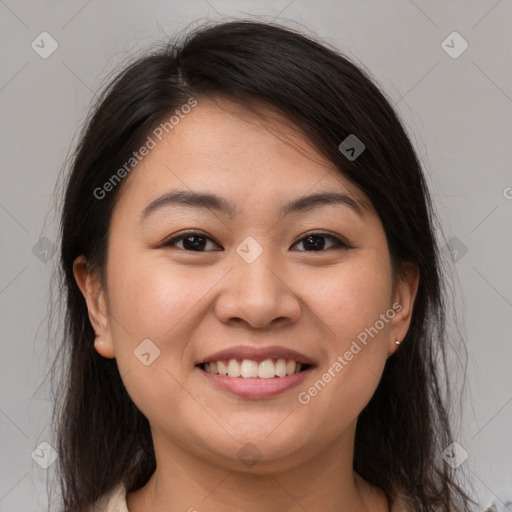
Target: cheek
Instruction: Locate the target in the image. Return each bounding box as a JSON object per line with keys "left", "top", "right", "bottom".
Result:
{"left": 105, "top": 251, "right": 225, "bottom": 383}
{"left": 308, "top": 255, "right": 393, "bottom": 346}
{"left": 106, "top": 252, "right": 202, "bottom": 338}
{"left": 298, "top": 255, "right": 393, "bottom": 414}
{"left": 104, "top": 254, "right": 209, "bottom": 423}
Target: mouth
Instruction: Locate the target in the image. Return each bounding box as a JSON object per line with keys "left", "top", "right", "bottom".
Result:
{"left": 195, "top": 345, "right": 316, "bottom": 374}
{"left": 196, "top": 358, "right": 313, "bottom": 378}
{"left": 195, "top": 347, "right": 316, "bottom": 399}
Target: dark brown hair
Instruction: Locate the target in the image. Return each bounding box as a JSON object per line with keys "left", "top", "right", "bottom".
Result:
{"left": 50, "top": 19, "right": 474, "bottom": 511}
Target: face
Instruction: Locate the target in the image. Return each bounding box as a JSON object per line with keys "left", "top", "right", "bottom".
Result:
{"left": 75, "top": 97, "right": 418, "bottom": 473}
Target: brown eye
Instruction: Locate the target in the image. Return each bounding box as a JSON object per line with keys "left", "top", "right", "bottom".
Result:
{"left": 163, "top": 231, "right": 222, "bottom": 252}
{"left": 292, "top": 233, "right": 349, "bottom": 252}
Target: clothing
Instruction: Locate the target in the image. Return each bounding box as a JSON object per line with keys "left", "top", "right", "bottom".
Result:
{"left": 91, "top": 482, "right": 129, "bottom": 512}
{"left": 93, "top": 481, "right": 411, "bottom": 511}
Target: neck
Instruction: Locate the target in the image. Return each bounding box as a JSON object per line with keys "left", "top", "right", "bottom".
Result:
{"left": 126, "top": 421, "right": 389, "bottom": 512}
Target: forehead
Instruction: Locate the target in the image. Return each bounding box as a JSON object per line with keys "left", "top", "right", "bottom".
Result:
{"left": 114, "top": 97, "right": 371, "bottom": 215}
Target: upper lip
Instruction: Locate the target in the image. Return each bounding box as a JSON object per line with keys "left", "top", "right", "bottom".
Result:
{"left": 196, "top": 345, "right": 317, "bottom": 366}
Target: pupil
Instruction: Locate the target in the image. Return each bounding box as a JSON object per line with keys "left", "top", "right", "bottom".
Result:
{"left": 184, "top": 235, "right": 206, "bottom": 251}
{"left": 305, "top": 235, "right": 324, "bottom": 251}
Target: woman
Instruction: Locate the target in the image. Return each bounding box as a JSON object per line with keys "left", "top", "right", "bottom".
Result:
{"left": 51, "top": 19, "right": 474, "bottom": 511}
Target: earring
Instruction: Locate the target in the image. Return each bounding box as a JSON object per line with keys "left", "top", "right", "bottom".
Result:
{"left": 395, "top": 340, "right": 401, "bottom": 345}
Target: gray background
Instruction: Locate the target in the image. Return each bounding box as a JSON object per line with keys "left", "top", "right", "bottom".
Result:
{"left": 1, "top": 1, "right": 511, "bottom": 510}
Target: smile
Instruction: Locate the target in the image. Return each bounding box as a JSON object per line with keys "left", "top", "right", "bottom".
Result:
{"left": 196, "top": 359, "right": 314, "bottom": 399}
{"left": 200, "top": 358, "right": 310, "bottom": 378}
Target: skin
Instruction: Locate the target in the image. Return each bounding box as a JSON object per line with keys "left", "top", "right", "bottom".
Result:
{"left": 74, "top": 97, "right": 419, "bottom": 512}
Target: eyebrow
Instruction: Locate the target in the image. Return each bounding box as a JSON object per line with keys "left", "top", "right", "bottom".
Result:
{"left": 139, "top": 189, "right": 364, "bottom": 223}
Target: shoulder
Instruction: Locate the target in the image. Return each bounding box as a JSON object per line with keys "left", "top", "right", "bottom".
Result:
{"left": 90, "top": 482, "right": 129, "bottom": 512}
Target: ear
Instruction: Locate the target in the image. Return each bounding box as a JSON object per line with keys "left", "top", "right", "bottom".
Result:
{"left": 73, "top": 255, "right": 115, "bottom": 359}
{"left": 388, "top": 263, "right": 420, "bottom": 356}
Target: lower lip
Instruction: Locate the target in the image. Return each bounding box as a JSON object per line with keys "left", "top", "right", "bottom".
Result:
{"left": 196, "top": 366, "right": 314, "bottom": 399}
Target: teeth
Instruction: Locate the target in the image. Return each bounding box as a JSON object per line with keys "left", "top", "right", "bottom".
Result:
{"left": 240, "top": 359, "right": 258, "bottom": 378}
{"left": 257, "top": 359, "right": 275, "bottom": 379}
{"left": 275, "top": 358, "right": 287, "bottom": 377}
{"left": 217, "top": 360, "right": 228, "bottom": 376}
{"left": 201, "top": 358, "right": 304, "bottom": 378}
{"left": 227, "top": 359, "right": 240, "bottom": 377}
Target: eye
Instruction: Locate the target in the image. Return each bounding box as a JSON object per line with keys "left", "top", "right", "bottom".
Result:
{"left": 291, "top": 232, "right": 350, "bottom": 252}
{"left": 161, "top": 230, "right": 350, "bottom": 253}
{"left": 162, "top": 230, "right": 222, "bottom": 252}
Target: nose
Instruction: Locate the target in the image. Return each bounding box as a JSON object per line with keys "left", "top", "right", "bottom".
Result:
{"left": 214, "top": 248, "right": 301, "bottom": 329}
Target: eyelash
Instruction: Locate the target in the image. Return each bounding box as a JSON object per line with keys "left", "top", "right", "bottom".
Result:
{"left": 161, "top": 230, "right": 351, "bottom": 252}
